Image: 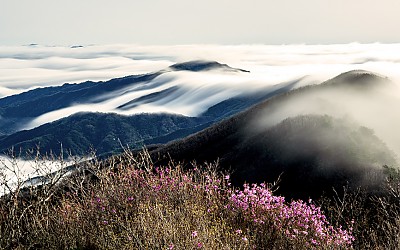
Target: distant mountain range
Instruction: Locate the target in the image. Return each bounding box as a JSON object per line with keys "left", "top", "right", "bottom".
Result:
{"left": 0, "top": 60, "right": 299, "bottom": 157}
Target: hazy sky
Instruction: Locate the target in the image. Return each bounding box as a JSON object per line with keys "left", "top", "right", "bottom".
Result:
{"left": 1, "top": 0, "right": 400, "bottom": 45}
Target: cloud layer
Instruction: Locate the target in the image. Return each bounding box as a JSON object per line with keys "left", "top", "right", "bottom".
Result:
{"left": 2, "top": 43, "right": 400, "bottom": 91}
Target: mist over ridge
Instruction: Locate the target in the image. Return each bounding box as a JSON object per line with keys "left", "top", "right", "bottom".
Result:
{"left": 0, "top": 59, "right": 311, "bottom": 133}
{"left": 247, "top": 70, "right": 400, "bottom": 158}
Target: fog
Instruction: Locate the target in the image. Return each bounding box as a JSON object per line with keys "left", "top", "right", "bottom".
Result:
{"left": 250, "top": 71, "right": 400, "bottom": 160}
{"left": 0, "top": 155, "right": 80, "bottom": 196}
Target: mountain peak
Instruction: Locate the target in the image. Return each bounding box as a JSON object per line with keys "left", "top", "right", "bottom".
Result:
{"left": 324, "top": 70, "right": 390, "bottom": 88}
{"left": 169, "top": 60, "right": 250, "bottom": 73}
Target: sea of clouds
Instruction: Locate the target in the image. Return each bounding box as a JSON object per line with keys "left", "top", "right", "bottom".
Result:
{"left": 1, "top": 43, "right": 400, "bottom": 96}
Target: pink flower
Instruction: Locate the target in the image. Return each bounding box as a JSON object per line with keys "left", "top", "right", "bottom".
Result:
{"left": 197, "top": 242, "right": 203, "bottom": 248}
{"left": 227, "top": 182, "right": 354, "bottom": 247}
{"left": 168, "top": 243, "right": 174, "bottom": 249}
{"left": 191, "top": 231, "right": 198, "bottom": 237}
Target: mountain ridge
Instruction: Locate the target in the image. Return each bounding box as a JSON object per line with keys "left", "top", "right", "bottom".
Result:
{"left": 0, "top": 60, "right": 252, "bottom": 135}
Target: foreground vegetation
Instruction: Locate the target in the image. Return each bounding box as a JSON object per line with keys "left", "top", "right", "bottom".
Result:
{"left": 0, "top": 151, "right": 399, "bottom": 249}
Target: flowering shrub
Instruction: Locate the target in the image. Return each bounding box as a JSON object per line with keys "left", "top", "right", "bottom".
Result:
{"left": 229, "top": 183, "right": 354, "bottom": 248}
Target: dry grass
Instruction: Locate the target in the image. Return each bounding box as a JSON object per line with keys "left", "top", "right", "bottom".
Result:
{"left": 0, "top": 150, "right": 398, "bottom": 249}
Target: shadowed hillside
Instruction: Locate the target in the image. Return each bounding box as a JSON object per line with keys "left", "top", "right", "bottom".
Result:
{"left": 0, "top": 112, "right": 207, "bottom": 157}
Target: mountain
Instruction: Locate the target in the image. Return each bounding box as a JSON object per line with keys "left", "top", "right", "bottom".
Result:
{"left": 0, "top": 60, "right": 300, "bottom": 136}
{"left": 169, "top": 60, "right": 250, "bottom": 73}
{"left": 0, "top": 84, "right": 293, "bottom": 157}
{"left": 0, "top": 61, "right": 303, "bottom": 156}
{"left": 149, "top": 70, "right": 400, "bottom": 199}
{"left": 0, "top": 60, "right": 233, "bottom": 134}
{"left": 0, "top": 112, "right": 207, "bottom": 157}
{"left": 0, "top": 72, "right": 160, "bottom": 135}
